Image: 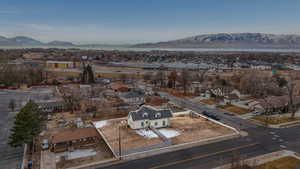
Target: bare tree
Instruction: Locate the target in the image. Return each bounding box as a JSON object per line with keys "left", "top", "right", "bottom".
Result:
{"left": 167, "top": 71, "right": 177, "bottom": 88}
{"left": 60, "top": 87, "right": 82, "bottom": 114}
{"left": 285, "top": 72, "right": 300, "bottom": 119}
{"left": 154, "top": 71, "right": 166, "bottom": 88}
{"left": 143, "top": 72, "right": 153, "bottom": 82}
{"left": 120, "top": 74, "right": 128, "bottom": 83}
{"left": 178, "top": 69, "right": 191, "bottom": 94}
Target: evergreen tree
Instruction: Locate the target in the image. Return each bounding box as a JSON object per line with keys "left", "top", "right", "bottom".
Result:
{"left": 86, "top": 65, "right": 95, "bottom": 83}
{"left": 80, "top": 64, "right": 95, "bottom": 84}
{"left": 9, "top": 100, "right": 42, "bottom": 147}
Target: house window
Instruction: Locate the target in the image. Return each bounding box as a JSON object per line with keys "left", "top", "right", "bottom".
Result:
{"left": 142, "top": 113, "right": 148, "bottom": 118}
{"left": 141, "top": 122, "right": 144, "bottom": 127}
{"left": 163, "top": 120, "right": 166, "bottom": 126}
{"left": 155, "top": 122, "right": 158, "bottom": 126}
{"left": 155, "top": 113, "right": 161, "bottom": 118}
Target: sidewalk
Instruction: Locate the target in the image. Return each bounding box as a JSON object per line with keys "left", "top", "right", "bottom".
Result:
{"left": 40, "top": 150, "right": 56, "bottom": 169}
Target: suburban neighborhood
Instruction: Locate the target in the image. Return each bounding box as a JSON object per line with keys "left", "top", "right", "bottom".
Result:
{"left": 1, "top": 1, "right": 300, "bottom": 169}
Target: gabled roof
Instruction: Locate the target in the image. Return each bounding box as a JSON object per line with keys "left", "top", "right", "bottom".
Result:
{"left": 129, "top": 105, "right": 172, "bottom": 121}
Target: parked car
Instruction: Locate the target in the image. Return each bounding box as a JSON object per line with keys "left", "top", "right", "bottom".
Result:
{"left": 202, "top": 111, "right": 220, "bottom": 121}
{"left": 41, "top": 139, "right": 49, "bottom": 150}
{"left": 224, "top": 112, "right": 234, "bottom": 116}
{"left": 253, "top": 111, "right": 262, "bottom": 116}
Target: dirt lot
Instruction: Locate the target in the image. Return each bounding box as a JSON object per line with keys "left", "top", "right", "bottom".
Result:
{"left": 96, "top": 115, "right": 237, "bottom": 154}
{"left": 169, "top": 115, "right": 236, "bottom": 144}
{"left": 96, "top": 119, "right": 164, "bottom": 152}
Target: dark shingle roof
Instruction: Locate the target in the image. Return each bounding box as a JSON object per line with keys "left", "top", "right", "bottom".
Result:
{"left": 121, "top": 90, "right": 145, "bottom": 99}
{"left": 129, "top": 105, "right": 172, "bottom": 121}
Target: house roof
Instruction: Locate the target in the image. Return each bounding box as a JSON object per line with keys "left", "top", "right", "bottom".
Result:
{"left": 36, "top": 100, "right": 64, "bottom": 108}
{"left": 129, "top": 105, "right": 172, "bottom": 121}
{"left": 51, "top": 128, "right": 99, "bottom": 144}
{"left": 111, "top": 82, "right": 128, "bottom": 91}
{"left": 227, "top": 93, "right": 239, "bottom": 100}
{"left": 120, "top": 90, "right": 145, "bottom": 99}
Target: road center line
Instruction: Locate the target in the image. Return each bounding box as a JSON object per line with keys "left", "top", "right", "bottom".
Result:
{"left": 150, "top": 143, "right": 258, "bottom": 169}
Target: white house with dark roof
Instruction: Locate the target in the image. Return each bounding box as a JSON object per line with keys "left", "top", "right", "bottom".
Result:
{"left": 127, "top": 105, "right": 173, "bottom": 129}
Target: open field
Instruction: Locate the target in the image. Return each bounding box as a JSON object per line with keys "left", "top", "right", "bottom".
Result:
{"left": 219, "top": 104, "right": 251, "bottom": 115}
{"left": 252, "top": 116, "right": 300, "bottom": 125}
{"left": 256, "top": 156, "right": 300, "bottom": 169}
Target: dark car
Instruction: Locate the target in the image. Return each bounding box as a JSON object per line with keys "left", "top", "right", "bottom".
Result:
{"left": 202, "top": 111, "right": 220, "bottom": 121}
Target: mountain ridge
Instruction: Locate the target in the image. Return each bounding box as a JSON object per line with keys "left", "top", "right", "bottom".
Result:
{"left": 132, "top": 33, "right": 300, "bottom": 49}
{"left": 0, "top": 36, "right": 75, "bottom": 47}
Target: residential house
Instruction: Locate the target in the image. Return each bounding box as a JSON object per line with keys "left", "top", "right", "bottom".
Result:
{"left": 36, "top": 100, "right": 65, "bottom": 113}
{"left": 189, "top": 82, "right": 202, "bottom": 95}
{"left": 224, "top": 93, "right": 240, "bottom": 104}
{"left": 119, "top": 89, "right": 145, "bottom": 105}
{"left": 50, "top": 128, "right": 100, "bottom": 152}
{"left": 250, "top": 95, "right": 300, "bottom": 114}
{"left": 127, "top": 105, "right": 173, "bottom": 129}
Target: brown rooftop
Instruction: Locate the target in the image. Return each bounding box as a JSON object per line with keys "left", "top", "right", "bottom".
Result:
{"left": 51, "top": 128, "right": 99, "bottom": 144}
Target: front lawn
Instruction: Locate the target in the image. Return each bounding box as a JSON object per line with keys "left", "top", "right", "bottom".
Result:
{"left": 252, "top": 116, "right": 300, "bottom": 125}
{"left": 219, "top": 104, "right": 251, "bottom": 115}
{"left": 200, "top": 99, "right": 218, "bottom": 105}
{"left": 256, "top": 156, "right": 299, "bottom": 169}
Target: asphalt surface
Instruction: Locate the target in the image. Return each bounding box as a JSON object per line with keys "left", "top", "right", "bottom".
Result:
{"left": 95, "top": 91, "right": 300, "bottom": 169}
{"left": 0, "top": 87, "right": 56, "bottom": 169}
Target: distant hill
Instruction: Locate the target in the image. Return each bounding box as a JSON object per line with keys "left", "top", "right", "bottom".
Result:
{"left": 132, "top": 33, "right": 300, "bottom": 49}
{"left": 47, "top": 41, "right": 74, "bottom": 46}
{"left": 0, "top": 36, "right": 75, "bottom": 47}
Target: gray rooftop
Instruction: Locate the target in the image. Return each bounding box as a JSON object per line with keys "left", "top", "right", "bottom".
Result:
{"left": 129, "top": 105, "right": 172, "bottom": 121}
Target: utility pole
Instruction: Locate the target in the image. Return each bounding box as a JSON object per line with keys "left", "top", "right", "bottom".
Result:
{"left": 118, "top": 124, "right": 122, "bottom": 159}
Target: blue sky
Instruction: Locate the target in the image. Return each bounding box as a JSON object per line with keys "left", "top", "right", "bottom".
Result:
{"left": 0, "top": 0, "right": 300, "bottom": 44}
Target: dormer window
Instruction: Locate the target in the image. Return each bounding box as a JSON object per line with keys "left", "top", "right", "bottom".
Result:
{"left": 155, "top": 113, "right": 161, "bottom": 118}
{"left": 142, "top": 113, "right": 148, "bottom": 118}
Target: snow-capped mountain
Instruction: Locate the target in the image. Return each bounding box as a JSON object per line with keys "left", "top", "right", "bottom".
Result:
{"left": 133, "top": 33, "right": 300, "bottom": 49}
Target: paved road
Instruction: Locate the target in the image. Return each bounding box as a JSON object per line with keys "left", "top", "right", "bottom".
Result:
{"left": 0, "top": 87, "right": 56, "bottom": 169}
{"left": 95, "top": 91, "right": 300, "bottom": 169}
{"left": 158, "top": 91, "right": 258, "bottom": 130}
